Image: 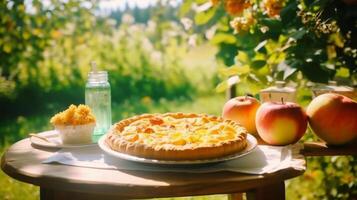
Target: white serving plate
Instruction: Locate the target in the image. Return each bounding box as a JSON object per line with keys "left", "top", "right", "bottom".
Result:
{"left": 98, "top": 134, "right": 257, "bottom": 165}
{"left": 30, "top": 130, "right": 97, "bottom": 148}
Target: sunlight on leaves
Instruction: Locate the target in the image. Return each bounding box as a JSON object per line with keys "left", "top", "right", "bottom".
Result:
{"left": 194, "top": 8, "right": 216, "bottom": 25}
{"left": 215, "top": 79, "right": 229, "bottom": 93}
{"left": 236, "top": 51, "right": 249, "bottom": 64}
{"left": 335, "top": 67, "right": 349, "bottom": 78}
{"left": 218, "top": 65, "right": 250, "bottom": 77}
{"left": 211, "top": 33, "right": 237, "bottom": 44}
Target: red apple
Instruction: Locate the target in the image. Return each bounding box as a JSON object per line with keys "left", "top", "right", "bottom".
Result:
{"left": 306, "top": 93, "right": 357, "bottom": 145}
{"left": 222, "top": 96, "right": 260, "bottom": 135}
{"left": 256, "top": 101, "right": 308, "bottom": 145}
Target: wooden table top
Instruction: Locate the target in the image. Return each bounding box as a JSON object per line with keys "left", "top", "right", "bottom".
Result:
{"left": 1, "top": 138, "right": 305, "bottom": 199}
{"left": 302, "top": 140, "right": 357, "bottom": 156}
{"left": 255, "top": 137, "right": 357, "bottom": 157}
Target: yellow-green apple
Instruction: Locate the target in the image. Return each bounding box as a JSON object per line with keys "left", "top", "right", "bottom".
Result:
{"left": 222, "top": 96, "right": 260, "bottom": 135}
{"left": 256, "top": 101, "right": 308, "bottom": 145}
{"left": 306, "top": 93, "right": 357, "bottom": 145}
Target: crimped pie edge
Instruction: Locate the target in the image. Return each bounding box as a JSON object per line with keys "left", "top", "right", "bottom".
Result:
{"left": 105, "top": 113, "right": 248, "bottom": 161}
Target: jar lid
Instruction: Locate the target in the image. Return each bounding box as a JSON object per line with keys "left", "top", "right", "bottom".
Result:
{"left": 312, "top": 81, "right": 354, "bottom": 92}
{"left": 88, "top": 71, "right": 108, "bottom": 82}
{"left": 260, "top": 81, "right": 296, "bottom": 93}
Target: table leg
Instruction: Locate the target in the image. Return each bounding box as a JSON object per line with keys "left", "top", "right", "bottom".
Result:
{"left": 228, "top": 193, "right": 243, "bottom": 200}
{"left": 246, "top": 181, "right": 285, "bottom": 200}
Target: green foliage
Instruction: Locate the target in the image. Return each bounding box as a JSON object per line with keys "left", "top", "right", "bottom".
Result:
{"left": 180, "top": 0, "right": 356, "bottom": 91}
{"left": 0, "top": 0, "right": 94, "bottom": 93}
{"left": 0, "top": 0, "right": 210, "bottom": 117}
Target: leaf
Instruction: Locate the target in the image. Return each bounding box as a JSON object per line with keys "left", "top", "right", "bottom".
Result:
{"left": 254, "top": 72, "right": 269, "bottom": 84}
{"left": 17, "top": 4, "right": 25, "bottom": 12}
{"left": 234, "top": 65, "right": 250, "bottom": 74}
{"left": 310, "top": 0, "right": 330, "bottom": 7}
{"left": 215, "top": 80, "right": 229, "bottom": 93}
{"left": 236, "top": 51, "right": 249, "bottom": 64}
{"left": 335, "top": 67, "right": 350, "bottom": 78}
{"left": 267, "top": 51, "right": 285, "bottom": 64}
{"left": 218, "top": 65, "right": 250, "bottom": 76}
{"left": 330, "top": 33, "right": 345, "bottom": 48}
{"left": 216, "top": 43, "right": 239, "bottom": 66}
{"left": 196, "top": 0, "right": 210, "bottom": 4}
{"left": 290, "top": 29, "right": 307, "bottom": 40}
{"left": 218, "top": 67, "right": 235, "bottom": 77}
{"left": 261, "top": 19, "right": 282, "bottom": 30}
{"left": 280, "top": 1, "right": 298, "bottom": 25}
{"left": 179, "top": 1, "right": 193, "bottom": 16}
{"left": 327, "top": 45, "right": 337, "bottom": 59}
{"left": 236, "top": 78, "right": 261, "bottom": 96}
{"left": 253, "top": 53, "right": 266, "bottom": 60}
{"left": 301, "top": 62, "right": 332, "bottom": 83}
{"left": 256, "top": 65, "right": 270, "bottom": 76}
{"left": 3, "top": 43, "right": 12, "bottom": 53}
{"left": 22, "top": 31, "right": 31, "bottom": 40}
{"left": 211, "top": 33, "right": 236, "bottom": 44}
{"left": 194, "top": 8, "right": 216, "bottom": 25}
{"left": 251, "top": 60, "right": 266, "bottom": 70}
{"left": 246, "top": 75, "right": 263, "bottom": 93}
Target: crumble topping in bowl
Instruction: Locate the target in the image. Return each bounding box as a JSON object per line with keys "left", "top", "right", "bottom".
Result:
{"left": 50, "top": 104, "right": 96, "bottom": 144}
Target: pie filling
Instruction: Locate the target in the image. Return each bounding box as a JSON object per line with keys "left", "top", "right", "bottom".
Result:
{"left": 105, "top": 113, "right": 248, "bottom": 161}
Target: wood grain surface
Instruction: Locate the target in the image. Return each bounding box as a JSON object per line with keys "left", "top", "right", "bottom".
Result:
{"left": 302, "top": 140, "right": 357, "bottom": 156}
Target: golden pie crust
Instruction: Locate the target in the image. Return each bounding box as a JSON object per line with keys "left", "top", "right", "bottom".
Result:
{"left": 105, "top": 113, "right": 247, "bottom": 161}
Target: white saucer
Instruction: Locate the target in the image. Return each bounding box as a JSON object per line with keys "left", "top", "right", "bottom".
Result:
{"left": 30, "top": 130, "right": 97, "bottom": 148}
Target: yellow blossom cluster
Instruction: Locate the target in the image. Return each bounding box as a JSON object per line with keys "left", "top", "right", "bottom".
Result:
{"left": 230, "top": 13, "right": 255, "bottom": 33}
{"left": 50, "top": 104, "right": 96, "bottom": 126}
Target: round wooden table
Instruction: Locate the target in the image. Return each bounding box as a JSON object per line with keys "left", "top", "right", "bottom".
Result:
{"left": 1, "top": 138, "right": 306, "bottom": 200}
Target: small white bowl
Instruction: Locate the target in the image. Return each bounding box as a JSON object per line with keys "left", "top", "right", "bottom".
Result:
{"left": 54, "top": 123, "right": 95, "bottom": 145}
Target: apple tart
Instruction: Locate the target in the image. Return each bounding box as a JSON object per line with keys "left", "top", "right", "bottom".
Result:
{"left": 105, "top": 113, "right": 248, "bottom": 161}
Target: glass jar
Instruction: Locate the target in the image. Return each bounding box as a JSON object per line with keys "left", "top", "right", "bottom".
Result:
{"left": 259, "top": 81, "right": 296, "bottom": 103}
{"left": 85, "top": 63, "right": 111, "bottom": 142}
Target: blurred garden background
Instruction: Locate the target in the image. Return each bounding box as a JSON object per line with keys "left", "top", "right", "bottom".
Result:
{"left": 0, "top": 0, "right": 356, "bottom": 199}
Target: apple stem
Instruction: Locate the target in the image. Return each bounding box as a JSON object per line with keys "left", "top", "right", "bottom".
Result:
{"left": 269, "top": 93, "right": 271, "bottom": 100}
{"left": 281, "top": 97, "right": 284, "bottom": 104}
